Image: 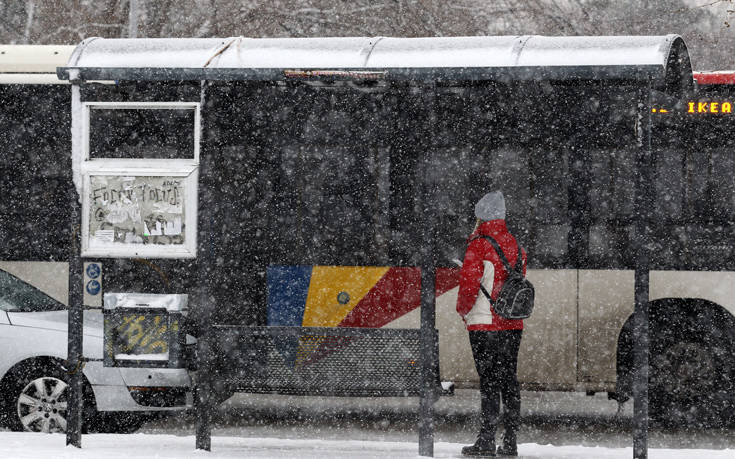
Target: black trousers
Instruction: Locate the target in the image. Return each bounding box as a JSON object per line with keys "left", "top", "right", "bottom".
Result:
{"left": 469, "top": 329, "right": 523, "bottom": 439}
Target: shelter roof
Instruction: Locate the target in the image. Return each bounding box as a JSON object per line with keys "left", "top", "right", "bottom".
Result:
{"left": 58, "top": 35, "right": 693, "bottom": 93}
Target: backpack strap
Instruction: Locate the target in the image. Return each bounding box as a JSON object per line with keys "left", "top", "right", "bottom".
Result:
{"left": 515, "top": 243, "right": 523, "bottom": 274}
{"left": 470, "top": 235, "right": 513, "bottom": 273}
{"left": 478, "top": 280, "right": 494, "bottom": 306}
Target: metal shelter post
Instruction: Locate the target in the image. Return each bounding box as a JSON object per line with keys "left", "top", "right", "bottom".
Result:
{"left": 194, "top": 298, "right": 214, "bottom": 452}
{"left": 195, "top": 80, "right": 215, "bottom": 452}
{"left": 419, "top": 257, "right": 437, "bottom": 458}
{"left": 633, "top": 78, "right": 654, "bottom": 459}
{"left": 66, "top": 76, "right": 85, "bottom": 448}
{"left": 418, "top": 84, "right": 438, "bottom": 458}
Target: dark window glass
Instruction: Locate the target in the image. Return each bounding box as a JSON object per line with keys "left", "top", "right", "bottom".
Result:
{"left": 0, "top": 84, "right": 71, "bottom": 261}
{"left": 651, "top": 148, "right": 687, "bottom": 268}
{"left": 89, "top": 108, "right": 195, "bottom": 159}
{"left": 587, "top": 148, "right": 636, "bottom": 269}
{"left": 421, "top": 146, "right": 569, "bottom": 268}
{"left": 0, "top": 270, "right": 64, "bottom": 312}
{"left": 275, "top": 145, "right": 386, "bottom": 266}
{"left": 706, "top": 149, "right": 735, "bottom": 221}
{"left": 529, "top": 147, "right": 570, "bottom": 268}
{"left": 682, "top": 147, "right": 735, "bottom": 269}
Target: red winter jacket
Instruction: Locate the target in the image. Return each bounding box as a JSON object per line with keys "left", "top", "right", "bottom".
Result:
{"left": 456, "top": 219, "right": 526, "bottom": 331}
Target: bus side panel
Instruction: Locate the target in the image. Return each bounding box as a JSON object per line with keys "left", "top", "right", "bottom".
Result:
{"left": 578, "top": 269, "right": 634, "bottom": 384}
{"left": 650, "top": 270, "right": 735, "bottom": 317}
{"left": 519, "top": 269, "right": 577, "bottom": 386}
{"left": 436, "top": 286, "right": 471, "bottom": 383}
{"left": 436, "top": 269, "right": 577, "bottom": 387}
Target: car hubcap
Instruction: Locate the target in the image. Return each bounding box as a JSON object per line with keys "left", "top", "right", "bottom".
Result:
{"left": 17, "top": 376, "right": 68, "bottom": 433}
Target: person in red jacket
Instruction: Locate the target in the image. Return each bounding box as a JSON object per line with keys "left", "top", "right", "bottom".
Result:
{"left": 457, "top": 191, "right": 526, "bottom": 458}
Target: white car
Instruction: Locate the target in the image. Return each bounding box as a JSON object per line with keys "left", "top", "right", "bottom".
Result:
{"left": 0, "top": 266, "right": 192, "bottom": 433}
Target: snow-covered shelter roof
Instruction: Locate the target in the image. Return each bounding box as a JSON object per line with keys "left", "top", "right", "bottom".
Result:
{"left": 58, "top": 35, "right": 692, "bottom": 92}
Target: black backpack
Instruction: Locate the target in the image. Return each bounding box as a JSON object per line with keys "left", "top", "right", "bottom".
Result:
{"left": 470, "top": 235, "right": 535, "bottom": 320}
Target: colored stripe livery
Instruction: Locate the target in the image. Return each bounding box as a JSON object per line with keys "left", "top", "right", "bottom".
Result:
{"left": 267, "top": 266, "right": 427, "bottom": 328}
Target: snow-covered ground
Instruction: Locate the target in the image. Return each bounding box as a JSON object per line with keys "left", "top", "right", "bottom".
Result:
{"left": 0, "top": 432, "right": 733, "bottom": 459}
{"left": 1, "top": 390, "right": 733, "bottom": 458}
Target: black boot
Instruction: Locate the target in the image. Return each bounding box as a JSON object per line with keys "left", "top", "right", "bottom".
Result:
{"left": 461, "top": 437, "right": 496, "bottom": 457}
{"left": 496, "top": 432, "right": 517, "bottom": 457}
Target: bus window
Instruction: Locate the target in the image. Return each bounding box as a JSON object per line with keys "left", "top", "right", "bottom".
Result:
{"left": 0, "top": 84, "right": 71, "bottom": 261}
{"left": 528, "top": 146, "right": 569, "bottom": 268}
{"left": 654, "top": 148, "right": 686, "bottom": 220}
{"left": 278, "top": 145, "right": 385, "bottom": 266}
{"left": 420, "top": 146, "right": 520, "bottom": 264}
{"left": 420, "top": 143, "right": 570, "bottom": 269}
{"left": 706, "top": 149, "right": 735, "bottom": 222}
{"left": 588, "top": 148, "right": 636, "bottom": 269}
{"left": 651, "top": 147, "right": 687, "bottom": 269}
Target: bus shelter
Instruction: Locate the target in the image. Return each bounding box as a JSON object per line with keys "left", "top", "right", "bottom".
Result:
{"left": 58, "top": 35, "right": 693, "bottom": 458}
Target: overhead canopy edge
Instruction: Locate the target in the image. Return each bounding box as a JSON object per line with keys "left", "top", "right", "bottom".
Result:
{"left": 56, "top": 35, "right": 693, "bottom": 94}
{"left": 57, "top": 65, "right": 665, "bottom": 83}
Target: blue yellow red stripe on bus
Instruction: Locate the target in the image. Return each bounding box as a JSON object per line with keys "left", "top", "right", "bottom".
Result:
{"left": 266, "top": 266, "right": 460, "bottom": 328}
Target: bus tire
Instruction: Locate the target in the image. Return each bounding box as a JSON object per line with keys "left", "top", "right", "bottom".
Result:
{"left": 649, "top": 337, "right": 729, "bottom": 426}
{"left": 617, "top": 298, "right": 735, "bottom": 427}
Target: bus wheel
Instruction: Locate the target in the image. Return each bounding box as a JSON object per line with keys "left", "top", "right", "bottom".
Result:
{"left": 649, "top": 338, "right": 729, "bottom": 426}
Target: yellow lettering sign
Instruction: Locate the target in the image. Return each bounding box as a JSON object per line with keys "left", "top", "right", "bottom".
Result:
{"left": 685, "top": 101, "right": 734, "bottom": 114}
{"left": 116, "top": 314, "right": 169, "bottom": 355}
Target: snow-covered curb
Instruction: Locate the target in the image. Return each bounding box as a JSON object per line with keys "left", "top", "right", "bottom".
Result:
{"left": 0, "top": 433, "right": 733, "bottom": 458}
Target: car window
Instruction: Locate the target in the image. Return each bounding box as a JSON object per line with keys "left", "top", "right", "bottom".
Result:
{"left": 0, "top": 269, "right": 65, "bottom": 312}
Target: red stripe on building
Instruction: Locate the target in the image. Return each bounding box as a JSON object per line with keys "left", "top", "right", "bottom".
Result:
{"left": 338, "top": 267, "right": 421, "bottom": 328}
{"left": 694, "top": 72, "right": 735, "bottom": 85}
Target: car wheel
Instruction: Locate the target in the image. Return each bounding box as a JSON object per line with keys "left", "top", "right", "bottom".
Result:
{"left": 2, "top": 361, "right": 94, "bottom": 433}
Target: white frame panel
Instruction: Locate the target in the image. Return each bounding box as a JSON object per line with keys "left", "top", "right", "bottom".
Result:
{"left": 83, "top": 101, "right": 200, "bottom": 162}
{"left": 81, "top": 167, "right": 198, "bottom": 259}
{"left": 80, "top": 101, "right": 200, "bottom": 259}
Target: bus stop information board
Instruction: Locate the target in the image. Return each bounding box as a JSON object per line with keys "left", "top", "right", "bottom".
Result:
{"left": 89, "top": 175, "right": 185, "bottom": 246}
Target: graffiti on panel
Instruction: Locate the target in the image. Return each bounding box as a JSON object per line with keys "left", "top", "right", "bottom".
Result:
{"left": 115, "top": 313, "right": 170, "bottom": 355}
{"left": 89, "top": 175, "right": 185, "bottom": 246}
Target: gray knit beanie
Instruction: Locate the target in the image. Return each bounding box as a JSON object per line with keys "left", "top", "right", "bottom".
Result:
{"left": 474, "top": 191, "right": 506, "bottom": 221}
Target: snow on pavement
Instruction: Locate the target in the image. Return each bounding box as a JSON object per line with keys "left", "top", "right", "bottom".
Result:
{"left": 0, "top": 433, "right": 732, "bottom": 459}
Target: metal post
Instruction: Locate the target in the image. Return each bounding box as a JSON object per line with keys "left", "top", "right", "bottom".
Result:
{"left": 194, "top": 321, "right": 213, "bottom": 451}
{"left": 195, "top": 80, "right": 214, "bottom": 451}
{"left": 633, "top": 79, "right": 654, "bottom": 459}
{"left": 418, "top": 86, "right": 437, "bottom": 458}
{"left": 419, "top": 262, "right": 437, "bottom": 457}
{"left": 66, "top": 81, "right": 85, "bottom": 448}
